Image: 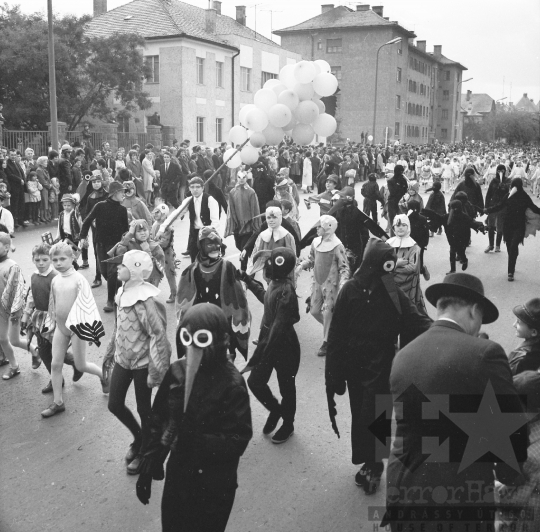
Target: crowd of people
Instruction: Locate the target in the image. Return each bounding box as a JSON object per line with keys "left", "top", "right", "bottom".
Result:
{"left": 1, "top": 134, "right": 540, "bottom": 531}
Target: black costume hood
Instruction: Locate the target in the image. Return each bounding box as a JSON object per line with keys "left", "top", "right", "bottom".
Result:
{"left": 252, "top": 246, "right": 296, "bottom": 281}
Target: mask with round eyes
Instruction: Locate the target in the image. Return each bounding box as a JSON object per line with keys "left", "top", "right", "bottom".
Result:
{"left": 180, "top": 328, "right": 213, "bottom": 348}
{"left": 261, "top": 246, "right": 296, "bottom": 281}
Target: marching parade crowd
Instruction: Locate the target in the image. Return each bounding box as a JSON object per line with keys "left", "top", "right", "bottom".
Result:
{"left": 1, "top": 135, "right": 540, "bottom": 531}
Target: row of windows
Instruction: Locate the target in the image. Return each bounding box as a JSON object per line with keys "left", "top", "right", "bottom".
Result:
{"left": 405, "top": 125, "right": 428, "bottom": 138}
{"left": 196, "top": 117, "right": 224, "bottom": 144}
{"left": 408, "top": 80, "right": 430, "bottom": 97}
{"left": 317, "top": 37, "right": 403, "bottom": 54}
{"left": 406, "top": 103, "right": 429, "bottom": 118}
{"left": 441, "top": 128, "right": 448, "bottom": 139}
{"left": 409, "top": 56, "right": 431, "bottom": 76}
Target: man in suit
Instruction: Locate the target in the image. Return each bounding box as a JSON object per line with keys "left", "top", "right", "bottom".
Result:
{"left": 384, "top": 273, "right": 528, "bottom": 532}
{"left": 4, "top": 148, "right": 27, "bottom": 227}
{"left": 159, "top": 151, "right": 182, "bottom": 209}
{"left": 58, "top": 144, "right": 73, "bottom": 206}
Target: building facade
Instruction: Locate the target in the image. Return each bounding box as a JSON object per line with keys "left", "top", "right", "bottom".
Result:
{"left": 274, "top": 4, "right": 467, "bottom": 145}
{"left": 85, "top": 0, "right": 301, "bottom": 146}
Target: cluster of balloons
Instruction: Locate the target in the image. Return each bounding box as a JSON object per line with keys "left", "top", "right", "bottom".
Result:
{"left": 224, "top": 59, "right": 339, "bottom": 168}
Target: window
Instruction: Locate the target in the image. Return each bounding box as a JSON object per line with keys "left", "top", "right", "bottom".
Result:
{"left": 441, "top": 128, "right": 448, "bottom": 139}
{"left": 331, "top": 66, "right": 342, "bottom": 80}
{"left": 197, "top": 57, "right": 205, "bottom": 84}
{"left": 397, "top": 43, "right": 402, "bottom": 55}
{"left": 409, "top": 56, "right": 414, "bottom": 68}
{"left": 395, "top": 122, "right": 400, "bottom": 136}
{"left": 317, "top": 41, "right": 322, "bottom": 50}
{"left": 443, "top": 90, "right": 449, "bottom": 101}
{"left": 445, "top": 70, "right": 450, "bottom": 81}
{"left": 442, "top": 109, "right": 449, "bottom": 120}
{"left": 145, "top": 56, "right": 159, "bottom": 83}
{"left": 196, "top": 117, "right": 205, "bottom": 143}
{"left": 216, "top": 61, "right": 224, "bottom": 88}
{"left": 396, "top": 67, "right": 402, "bottom": 83}
{"left": 396, "top": 95, "right": 401, "bottom": 109}
{"left": 241, "top": 67, "right": 251, "bottom": 91}
{"left": 326, "top": 38, "right": 342, "bottom": 53}
{"left": 216, "top": 118, "right": 223, "bottom": 143}
{"left": 261, "top": 71, "right": 278, "bottom": 85}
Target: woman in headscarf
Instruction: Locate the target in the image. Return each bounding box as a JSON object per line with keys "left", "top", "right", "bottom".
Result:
{"left": 485, "top": 178, "right": 540, "bottom": 281}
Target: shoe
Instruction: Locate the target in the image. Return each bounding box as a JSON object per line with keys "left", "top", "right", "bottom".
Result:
{"left": 166, "top": 295, "right": 176, "bottom": 304}
{"left": 317, "top": 341, "right": 328, "bottom": 357}
{"left": 101, "top": 376, "right": 110, "bottom": 394}
{"left": 429, "top": 231, "right": 434, "bottom": 237}
{"left": 2, "top": 366, "right": 21, "bottom": 380}
{"left": 79, "top": 262, "right": 90, "bottom": 270}
{"left": 103, "top": 301, "right": 114, "bottom": 313}
{"left": 42, "top": 379, "right": 65, "bottom": 394}
{"left": 422, "top": 265, "right": 430, "bottom": 281}
{"left": 125, "top": 441, "right": 141, "bottom": 463}
{"left": 91, "top": 279, "right": 102, "bottom": 288}
{"left": 23, "top": 220, "right": 30, "bottom": 226}
{"left": 41, "top": 401, "right": 66, "bottom": 418}
{"left": 495, "top": 246, "right": 501, "bottom": 252}
{"left": 181, "top": 251, "right": 190, "bottom": 257}
{"left": 484, "top": 246, "right": 493, "bottom": 253}
{"left": 263, "top": 410, "right": 282, "bottom": 435}
{"left": 32, "top": 354, "right": 42, "bottom": 369}
{"left": 126, "top": 455, "right": 142, "bottom": 475}
{"left": 73, "top": 366, "right": 84, "bottom": 382}
{"left": 0, "top": 359, "right": 9, "bottom": 367}
{"left": 52, "top": 218, "right": 58, "bottom": 221}
{"left": 271, "top": 423, "right": 294, "bottom": 444}
{"left": 508, "top": 274, "right": 514, "bottom": 282}
{"left": 461, "top": 259, "right": 468, "bottom": 271}
{"left": 446, "top": 270, "right": 456, "bottom": 275}
{"left": 356, "top": 463, "right": 384, "bottom": 495}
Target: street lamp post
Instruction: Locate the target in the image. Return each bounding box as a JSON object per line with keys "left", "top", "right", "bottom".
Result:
{"left": 454, "top": 77, "right": 473, "bottom": 143}
{"left": 372, "top": 37, "right": 401, "bottom": 145}
{"left": 47, "top": 0, "right": 58, "bottom": 151}
{"left": 493, "top": 97, "right": 507, "bottom": 141}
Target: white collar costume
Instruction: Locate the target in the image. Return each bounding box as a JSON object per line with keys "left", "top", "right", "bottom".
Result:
{"left": 259, "top": 207, "right": 290, "bottom": 243}
{"left": 387, "top": 214, "right": 416, "bottom": 248}
{"left": 312, "top": 215, "right": 342, "bottom": 252}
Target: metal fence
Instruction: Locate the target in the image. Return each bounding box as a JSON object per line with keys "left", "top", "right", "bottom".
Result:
{"left": 2, "top": 131, "right": 49, "bottom": 156}
{"left": 66, "top": 131, "right": 105, "bottom": 151}
{"left": 117, "top": 132, "right": 149, "bottom": 150}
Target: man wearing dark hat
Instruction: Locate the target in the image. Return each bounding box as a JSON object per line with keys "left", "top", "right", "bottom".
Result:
{"left": 384, "top": 273, "right": 528, "bottom": 532}
{"left": 386, "top": 164, "right": 408, "bottom": 236}
{"left": 80, "top": 181, "right": 129, "bottom": 312}
{"left": 326, "top": 238, "right": 432, "bottom": 495}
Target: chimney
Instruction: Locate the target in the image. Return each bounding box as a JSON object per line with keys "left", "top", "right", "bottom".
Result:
{"left": 322, "top": 4, "right": 334, "bottom": 13}
{"left": 206, "top": 7, "right": 217, "bottom": 33}
{"left": 523, "top": 93, "right": 528, "bottom": 98}
{"left": 433, "top": 45, "right": 442, "bottom": 56}
{"left": 213, "top": 1, "right": 222, "bottom": 15}
{"left": 466, "top": 90, "right": 472, "bottom": 101}
{"left": 383, "top": 16, "right": 389, "bottom": 20}
{"left": 236, "top": 5, "right": 246, "bottom": 25}
{"left": 93, "top": 0, "right": 107, "bottom": 17}
{"left": 417, "top": 40, "right": 426, "bottom": 52}
{"left": 372, "top": 5, "right": 383, "bottom": 16}
{"left": 356, "top": 4, "right": 370, "bottom": 11}
{"left": 408, "top": 37, "right": 414, "bottom": 46}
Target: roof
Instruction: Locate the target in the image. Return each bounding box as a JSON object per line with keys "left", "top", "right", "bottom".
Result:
{"left": 514, "top": 94, "right": 539, "bottom": 113}
{"left": 274, "top": 5, "right": 415, "bottom": 38}
{"left": 430, "top": 52, "right": 467, "bottom": 71}
{"left": 460, "top": 93, "right": 494, "bottom": 117}
{"left": 85, "top": 0, "right": 280, "bottom": 50}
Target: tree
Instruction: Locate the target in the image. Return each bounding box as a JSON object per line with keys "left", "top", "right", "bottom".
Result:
{"left": 0, "top": 4, "right": 152, "bottom": 130}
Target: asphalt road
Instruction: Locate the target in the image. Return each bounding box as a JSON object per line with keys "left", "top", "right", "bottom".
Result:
{"left": 1, "top": 182, "right": 539, "bottom": 532}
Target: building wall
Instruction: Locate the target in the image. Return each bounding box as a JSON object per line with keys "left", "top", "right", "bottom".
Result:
{"left": 434, "top": 63, "right": 463, "bottom": 143}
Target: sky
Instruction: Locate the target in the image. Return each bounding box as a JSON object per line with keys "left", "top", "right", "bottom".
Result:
{"left": 16, "top": 0, "right": 540, "bottom": 105}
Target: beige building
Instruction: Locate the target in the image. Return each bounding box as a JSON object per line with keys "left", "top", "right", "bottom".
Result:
{"left": 86, "top": 0, "right": 301, "bottom": 146}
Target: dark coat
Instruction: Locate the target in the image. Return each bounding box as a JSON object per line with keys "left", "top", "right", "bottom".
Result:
{"left": 326, "top": 277, "right": 431, "bottom": 464}
{"left": 425, "top": 190, "right": 447, "bottom": 215}
{"left": 252, "top": 165, "right": 274, "bottom": 215}
{"left": 387, "top": 175, "right": 408, "bottom": 205}
{"left": 4, "top": 159, "right": 25, "bottom": 193}
{"left": 385, "top": 320, "right": 528, "bottom": 530}
{"left": 334, "top": 202, "right": 368, "bottom": 262}
{"left": 408, "top": 211, "right": 429, "bottom": 249}
{"left": 57, "top": 157, "right": 73, "bottom": 194}
{"left": 80, "top": 197, "right": 129, "bottom": 251}
{"left": 451, "top": 176, "right": 484, "bottom": 214}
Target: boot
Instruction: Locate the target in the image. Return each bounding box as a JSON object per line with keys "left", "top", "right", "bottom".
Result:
{"left": 446, "top": 260, "right": 456, "bottom": 275}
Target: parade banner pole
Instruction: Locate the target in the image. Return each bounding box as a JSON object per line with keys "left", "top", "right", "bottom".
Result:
{"left": 47, "top": 0, "right": 59, "bottom": 151}
{"left": 203, "top": 137, "right": 251, "bottom": 192}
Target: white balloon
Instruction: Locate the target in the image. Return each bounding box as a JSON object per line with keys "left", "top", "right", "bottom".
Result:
{"left": 293, "top": 82, "right": 315, "bottom": 102}
{"left": 292, "top": 123, "right": 315, "bottom": 145}
{"left": 229, "top": 125, "right": 248, "bottom": 145}
{"left": 245, "top": 108, "right": 269, "bottom": 132}
{"left": 224, "top": 148, "right": 242, "bottom": 169}
{"left": 240, "top": 145, "right": 260, "bottom": 165}
{"left": 314, "top": 59, "right": 331, "bottom": 74}
{"left": 263, "top": 78, "right": 281, "bottom": 90}
{"left": 313, "top": 62, "right": 321, "bottom": 76}
{"left": 312, "top": 113, "right": 337, "bottom": 137}
{"left": 249, "top": 131, "right": 266, "bottom": 148}
{"left": 367, "top": 135, "right": 373, "bottom": 141}
{"left": 271, "top": 83, "right": 287, "bottom": 97}
{"left": 262, "top": 124, "right": 284, "bottom": 145}
{"left": 267, "top": 103, "right": 292, "bottom": 128}
{"left": 295, "top": 100, "right": 320, "bottom": 124}
{"left": 313, "top": 73, "right": 338, "bottom": 97}
{"left": 279, "top": 64, "right": 297, "bottom": 89}
{"left": 277, "top": 89, "right": 300, "bottom": 111}
{"left": 283, "top": 116, "right": 297, "bottom": 132}
{"left": 239, "top": 104, "right": 256, "bottom": 127}
{"left": 312, "top": 98, "right": 326, "bottom": 114}
{"left": 294, "top": 60, "right": 317, "bottom": 84}
{"left": 254, "top": 88, "right": 277, "bottom": 112}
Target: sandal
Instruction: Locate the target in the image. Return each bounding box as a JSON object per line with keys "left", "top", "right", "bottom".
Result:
{"left": 0, "top": 359, "right": 9, "bottom": 367}
{"left": 3, "top": 366, "right": 21, "bottom": 380}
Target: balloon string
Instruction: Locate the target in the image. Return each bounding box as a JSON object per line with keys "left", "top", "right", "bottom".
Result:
{"left": 204, "top": 137, "right": 251, "bottom": 192}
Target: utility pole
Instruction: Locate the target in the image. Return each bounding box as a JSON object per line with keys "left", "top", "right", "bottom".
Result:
{"left": 47, "top": 0, "right": 58, "bottom": 151}
{"left": 261, "top": 8, "right": 282, "bottom": 42}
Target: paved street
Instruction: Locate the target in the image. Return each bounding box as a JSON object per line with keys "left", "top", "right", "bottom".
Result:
{"left": 1, "top": 183, "right": 539, "bottom": 532}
